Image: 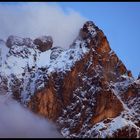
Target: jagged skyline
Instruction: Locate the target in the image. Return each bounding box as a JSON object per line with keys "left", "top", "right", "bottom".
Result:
{"left": 0, "top": 2, "right": 139, "bottom": 78}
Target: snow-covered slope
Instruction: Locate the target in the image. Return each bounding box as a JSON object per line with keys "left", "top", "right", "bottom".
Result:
{"left": 0, "top": 31, "right": 91, "bottom": 104}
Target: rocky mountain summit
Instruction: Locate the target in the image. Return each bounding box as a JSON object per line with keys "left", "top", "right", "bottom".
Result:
{"left": 0, "top": 21, "right": 139, "bottom": 138}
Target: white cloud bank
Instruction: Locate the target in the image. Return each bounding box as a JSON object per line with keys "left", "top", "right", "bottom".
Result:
{"left": 0, "top": 2, "right": 86, "bottom": 48}
{"left": 0, "top": 95, "right": 62, "bottom": 138}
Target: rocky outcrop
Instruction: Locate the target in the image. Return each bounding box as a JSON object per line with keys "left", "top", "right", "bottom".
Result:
{"left": 0, "top": 21, "right": 139, "bottom": 138}
{"left": 6, "top": 35, "right": 24, "bottom": 48}
{"left": 34, "top": 36, "right": 53, "bottom": 52}
{"left": 90, "top": 89, "right": 124, "bottom": 125}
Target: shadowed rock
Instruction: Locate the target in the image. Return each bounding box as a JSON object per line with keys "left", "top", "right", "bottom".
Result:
{"left": 34, "top": 36, "right": 53, "bottom": 52}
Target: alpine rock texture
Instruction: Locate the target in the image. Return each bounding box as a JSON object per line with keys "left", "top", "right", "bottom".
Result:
{"left": 0, "top": 21, "right": 139, "bottom": 138}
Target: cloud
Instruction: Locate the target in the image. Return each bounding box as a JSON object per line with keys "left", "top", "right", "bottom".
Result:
{"left": 0, "top": 95, "right": 62, "bottom": 138}
{"left": 0, "top": 2, "right": 86, "bottom": 48}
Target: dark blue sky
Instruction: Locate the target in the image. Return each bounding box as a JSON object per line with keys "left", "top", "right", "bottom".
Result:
{"left": 1, "top": 2, "right": 140, "bottom": 78}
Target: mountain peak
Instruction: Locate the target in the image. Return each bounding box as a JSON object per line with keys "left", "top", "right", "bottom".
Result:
{"left": 0, "top": 20, "right": 139, "bottom": 138}
{"left": 79, "top": 21, "right": 97, "bottom": 40}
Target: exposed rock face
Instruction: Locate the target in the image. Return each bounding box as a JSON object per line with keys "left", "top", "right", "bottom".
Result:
{"left": 6, "top": 35, "right": 24, "bottom": 48}
{"left": 34, "top": 36, "right": 53, "bottom": 52}
{"left": 0, "top": 21, "right": 139, "bottom": 138}
{"left": 6, "top": 35, "right": 35, "bottom": 49}
{"left": 90, "top": 89, "right": 124, "bottom": 125}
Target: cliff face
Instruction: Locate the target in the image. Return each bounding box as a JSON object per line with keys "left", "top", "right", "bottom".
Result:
{"left": 0, "top": 21, "right": 139, "bottom": 138}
